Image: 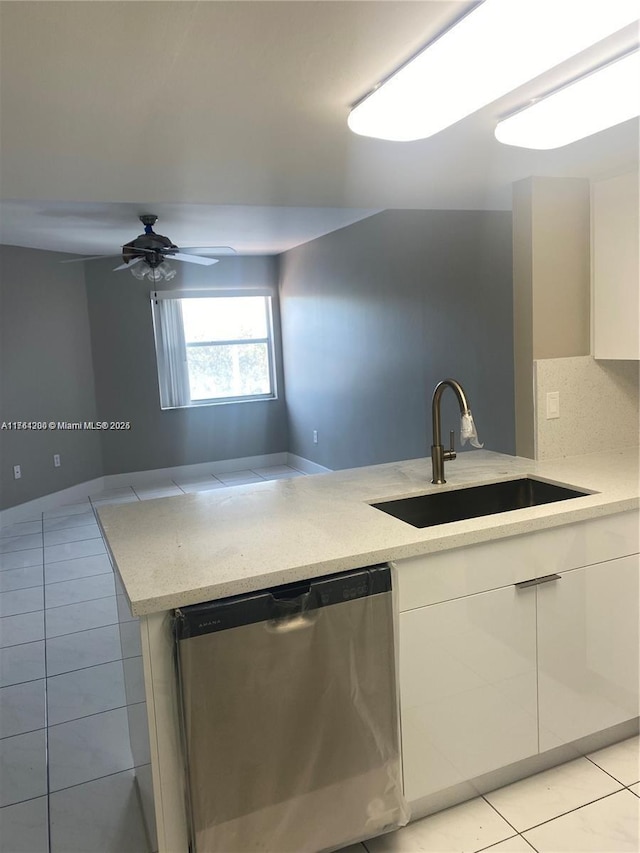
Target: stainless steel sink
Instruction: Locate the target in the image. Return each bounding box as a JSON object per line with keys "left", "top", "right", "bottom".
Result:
{"left": 371, "top": 477, "right": 590, "bottom": 529}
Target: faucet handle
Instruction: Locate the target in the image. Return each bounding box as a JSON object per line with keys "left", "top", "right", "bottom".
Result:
{"left": 444, "top": 430, "right": 457, "bottom": 462}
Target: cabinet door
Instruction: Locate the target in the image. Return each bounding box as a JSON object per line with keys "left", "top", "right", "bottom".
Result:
{"left": 592, "top": 172, "right": 640, "bottom": 359}
{"left": 399, "top": 586, "right": 538, "bottom": 803}
{"left": 538, "top": 555, "right": 640, "bottom": 752}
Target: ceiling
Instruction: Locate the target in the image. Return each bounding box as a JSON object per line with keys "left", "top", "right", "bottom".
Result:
{"left": 0, "top": 1, "right": 638, "bottom": 256}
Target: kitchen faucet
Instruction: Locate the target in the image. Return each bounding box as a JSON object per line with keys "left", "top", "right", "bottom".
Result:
{"left": 430, "top": 378, "right": 475, "bottom": 484}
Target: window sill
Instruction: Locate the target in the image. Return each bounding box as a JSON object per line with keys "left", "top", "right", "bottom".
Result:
{"left": 160, "top": 394, "right": 279, "bottom": 411}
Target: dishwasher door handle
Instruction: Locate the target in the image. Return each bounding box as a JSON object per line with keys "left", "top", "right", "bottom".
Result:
{"left": 515, "top": 573, "right": 561, "bottom": 590}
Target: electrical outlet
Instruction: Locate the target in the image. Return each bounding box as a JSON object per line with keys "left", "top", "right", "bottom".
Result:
{"left": 53, "top": 454, "right": 61, "bottom": 468}
{"left": 313, "top": 430, "right": 318, "bottom": 445}
{"left": 13, "top": 464, "right": 21, "bottom": 480}
{"left": 546, "top": 391, "right": 560, "bottom": 419}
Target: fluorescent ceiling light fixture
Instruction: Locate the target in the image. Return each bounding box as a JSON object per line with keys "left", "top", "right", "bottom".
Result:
{"left": 495, "top": 50, "right": 640, "bottom": 149}
{"left": 348, "top": 0, "right": 640, "bottom": 141}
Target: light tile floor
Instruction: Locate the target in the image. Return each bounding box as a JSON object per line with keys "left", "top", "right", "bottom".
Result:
{"left": 355, "top": 737, "right": 640, "bottom": 853}
{"left": 1, "top": 464, "right": 638, "bottom": 853}
{"left": 0, "top": 466, "right": 304, "bottom": 853}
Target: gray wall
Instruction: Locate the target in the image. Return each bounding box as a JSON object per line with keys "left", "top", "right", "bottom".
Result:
{"left": 0, "top": 215, "right": 514, "bottom": 508}
{"left": 85, "top": 255, "right": 288, "bottom": 475}
{"left": 279, "top": 210, "right": 515, "bottom": 470}
{"left": 0, "top": 246, "right": 102, "bottom": 509}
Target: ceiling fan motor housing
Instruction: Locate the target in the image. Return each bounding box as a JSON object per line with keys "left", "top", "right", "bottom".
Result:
{"left": 121, "top": 231, "right": 178, "bottom": 267}
{"left": 114, "top": 213, "right": 226, "bottom": 271}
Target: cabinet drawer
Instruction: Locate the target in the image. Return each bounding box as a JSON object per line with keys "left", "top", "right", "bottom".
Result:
{"left": 396, "top": 511, "right": 639, "bottom": 611}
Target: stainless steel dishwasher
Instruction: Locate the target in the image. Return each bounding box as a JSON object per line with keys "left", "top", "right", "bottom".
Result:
{"left": 174, "top": 565, "right": 408, "bottom": 852}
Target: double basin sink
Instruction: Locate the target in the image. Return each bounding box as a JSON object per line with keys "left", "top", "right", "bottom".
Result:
{"left": 372, "top": 477, "right": 590, "bottom": 529}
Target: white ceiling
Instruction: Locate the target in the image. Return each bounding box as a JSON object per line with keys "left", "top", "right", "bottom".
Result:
{"left": 0, "top": 201, "right": 382, "bottom": 257}
{"left": 0, "top": 1, "right": 638, "bottom": 256}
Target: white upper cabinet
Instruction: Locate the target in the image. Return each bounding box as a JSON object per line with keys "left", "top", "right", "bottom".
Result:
{"left": 591, "top": 171, "right": 639, "bottom": 360}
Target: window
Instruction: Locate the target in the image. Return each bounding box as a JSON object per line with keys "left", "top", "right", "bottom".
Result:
{"left": 151, "top": 290, "right": 277, "bottom": 409}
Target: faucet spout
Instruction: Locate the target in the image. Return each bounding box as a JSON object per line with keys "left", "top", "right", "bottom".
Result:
{"left": 431, "top": 378, "right": 471, "bottom": 485}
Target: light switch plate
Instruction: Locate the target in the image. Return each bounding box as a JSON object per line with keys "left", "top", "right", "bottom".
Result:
{"left": 546, "top": 391, "right": 560, "bottom": 419}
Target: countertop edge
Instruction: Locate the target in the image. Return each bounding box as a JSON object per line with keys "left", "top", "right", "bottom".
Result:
{"left": 119, "top": 493, "right": 639, "bottom": 617}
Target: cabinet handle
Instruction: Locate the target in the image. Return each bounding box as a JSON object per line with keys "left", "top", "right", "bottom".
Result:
{"left": 515, "top": 573, "right": 561, "bottom": 590}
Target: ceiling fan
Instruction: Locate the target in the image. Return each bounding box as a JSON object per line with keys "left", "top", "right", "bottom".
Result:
{"left": 62, "top": 214, "right": 236, "bottom": 281}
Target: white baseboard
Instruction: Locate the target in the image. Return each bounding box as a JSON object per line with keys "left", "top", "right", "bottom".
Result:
{"left": 102, "top": 453, "right": 290, "bottom": 489}
{"left": 287, "top": 453, "right": 331, "bottom": 475}
{"left": 0, "top": 453, "right": 330, "bottom": 526}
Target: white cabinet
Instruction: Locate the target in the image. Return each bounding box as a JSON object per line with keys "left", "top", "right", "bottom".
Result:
{"left": 396, "top": 511, "right": 640, "bottom": 805}
{"left": 537, "top": 554, "right": 640, "bottom": 751}
{"left": 399, "top": 586, "right": 538, "bottom": 803}
{"left": 591, "top": 172, "right": 639, "bottom": 360}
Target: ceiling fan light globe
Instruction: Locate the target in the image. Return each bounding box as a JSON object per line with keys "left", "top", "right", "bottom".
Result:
{"left": 158, "top": 262, "right": 177, "bottom": 281}
{"left": 130, "top": 262, "right": 147, "bottom": 280}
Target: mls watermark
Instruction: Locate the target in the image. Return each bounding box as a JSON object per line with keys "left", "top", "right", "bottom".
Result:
{"left": 1, "top": 421, "right": 132, "bottom": 431}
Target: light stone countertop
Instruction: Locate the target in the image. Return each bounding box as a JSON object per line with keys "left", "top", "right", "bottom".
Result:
{"left": 97, "top": 448, "right": 640, "bottom": 616}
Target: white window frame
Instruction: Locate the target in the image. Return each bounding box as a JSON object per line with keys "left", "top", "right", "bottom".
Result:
{"left": 151, "top": 289, "right": 278, "bottom": 410}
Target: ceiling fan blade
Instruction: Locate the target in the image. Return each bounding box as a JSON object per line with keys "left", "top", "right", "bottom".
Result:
{"left": 60, "top": 255, "right": 118, "bottom": 263}
{"left": 178, "top": 246, "right": 237, "bottom": 256}
{"left": 121, "top": 246, "right": 158, "bottom": 254}
{"left": 113, "top": 258, "right": 143, "bottom": 271}
{"left": 170, "top": 253, "right": 219, "bottom": 266}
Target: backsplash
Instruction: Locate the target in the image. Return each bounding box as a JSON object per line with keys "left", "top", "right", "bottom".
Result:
{"left": 534, "top": 356, "right": 640, "bottom": 460}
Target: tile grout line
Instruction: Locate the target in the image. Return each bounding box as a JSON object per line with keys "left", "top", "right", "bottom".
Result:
{"left": 45, "top": 571, "right": 115, "bottom": 589}
{"left": 44, "top": 591, "right": 117, "bottom": 612}
{"left": 44, "top": 542, "right": 105, "bottom": 555}
{"left": 1, "top": 580, "right": 47, "bottom": 593}
{"left": 44, "top": 569, "right": 113, "bottom": 586}
{"left": 41, "top": 511, "right": 53, "bottom": 853}
{"left": 1, "top": 762, "right": 154, "bottom": 812}
{"left": 46, "top": 699, "right": 147, "bottom": 732}
{"left": 2, "top": 649, "right": 142, "bottom": 687}
{"left": 474, "top": 832, "right": 537, "bottom": 853}
{"left": 492, "top": 786, "right": 629, "bottom": 838}
{"left": 47, "top": 652, "right": 142, "bottom": 680}
{"left": 46, "top": 694, "right": 142, "bottom": 730}
{"left": 0, "top": 791, "right": 50, "bottom": 811}
{"left": 481, "top": 794, "right": 521, "bottom": 838}
{"left": 0, "top": 540, "right": 45, "bottom": 555}
{"left": 47, "top": 497, "right": 136, "bottom": 850}
{"left": 0, "top": 719, "right": 47, "bottom": 742}
{"left": 1, "top": 521, "right": 102, "bottom": 554}
{"left": 45, "top": 616, "right": 133, "bottom": 641}
{"left": 582, "top": 751, "right": 636, "bottom": 788}
{"left": 0, "top": 559, "right": 45, "bottom": 574}
{"left": 0, "top": 604, "right": 44, "bottom": 619}
{"left": 45, "top": 760, "right": 153, "bottom": 799}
